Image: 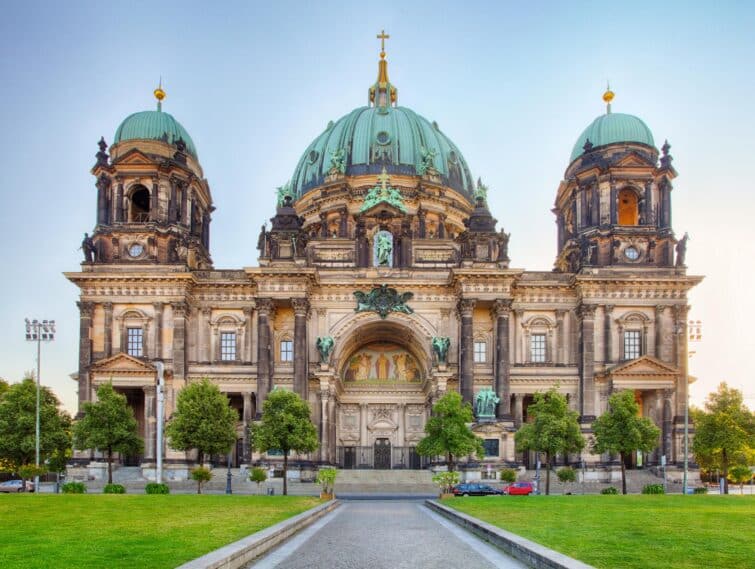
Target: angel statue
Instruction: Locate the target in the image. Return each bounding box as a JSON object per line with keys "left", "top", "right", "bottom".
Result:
{"left": 431, "top": 337, "right": 451, "bottom": 365}
{"left": 316, "top": 336, "right": 335, "bottom": 364}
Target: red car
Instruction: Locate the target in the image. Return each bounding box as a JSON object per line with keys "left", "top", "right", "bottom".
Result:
{"left": 504, "top": 482, "right": 534, "bottom": 495}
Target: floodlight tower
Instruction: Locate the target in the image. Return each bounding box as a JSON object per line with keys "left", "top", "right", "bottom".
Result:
{"left": 24, "top": 318, "right": 56, "bottom": 491}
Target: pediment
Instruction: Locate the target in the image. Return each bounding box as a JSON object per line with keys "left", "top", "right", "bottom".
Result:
{"left": 114, "top": 148, "right": 156, "bottom": 166}
{"left": 359, "top": 202, "right": 406, "bottom": 218}
{"left": 90, "top": 353, "right": 156, "bottom": 374}
{"left": 607, "top": 355, "right": 679, "bottom": 377}
{"left": 614, "top": 152, "right": 652, "bottom": 168}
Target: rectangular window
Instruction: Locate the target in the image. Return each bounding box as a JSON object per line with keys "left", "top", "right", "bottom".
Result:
{"left": 126, "top": 327, "right": 143, "bottom": 357}
{"left": 483, "top": 438, "right": 500, "bottom": 457}
{"left": 473, "top": 341, "right": 487, "bottom": 363}
{"left": 530, "top": 333, "right": 546, "bottom": 363}
{"left": 220, "top": 332, "right": 236, "bottom": 361}
{"left": 624, "top": 330, "right": 642, "bottom": 360}
{"left": 280, "top": 339, "right": 293, "bottom": 362}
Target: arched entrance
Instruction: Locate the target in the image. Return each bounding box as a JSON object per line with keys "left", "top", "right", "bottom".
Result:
{"left": 331, "top": 317, "right": 434, "bottom": 469}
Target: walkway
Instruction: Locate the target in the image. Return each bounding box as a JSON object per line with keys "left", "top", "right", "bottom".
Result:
{"left": 249, "top": 500, "right": 528, "bottom": 569}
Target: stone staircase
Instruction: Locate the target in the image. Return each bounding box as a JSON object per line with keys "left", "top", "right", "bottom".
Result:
{"left": 334, "top": 469, "right": 437, "bottom": 495}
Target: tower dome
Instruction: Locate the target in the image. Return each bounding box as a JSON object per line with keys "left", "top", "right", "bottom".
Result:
{"left": 113, "top": 86, "right": 198, "bottom": 158}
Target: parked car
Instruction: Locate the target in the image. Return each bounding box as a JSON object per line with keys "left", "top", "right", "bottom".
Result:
{"left": 503, "top": 482, "right": 534, "bottom": 495}
{"left": 0, "top": 480, "right": 34, "bottom": 493}
{"left": 452, "top": 483, "right": 503, "bottom": 496}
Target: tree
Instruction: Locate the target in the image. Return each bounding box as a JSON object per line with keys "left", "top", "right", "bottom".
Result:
{"left": 0, "top": 378, "right": 71, "bottom": 477}
{"left": 190, "top": 466, "right": 212, "bottom": 494}
{"left": 728, "top": 465, "right": 752, "bottom": 495}
{"left": 165, "top": 378, "right": 238, "bottom": 466}
{"left": 514, "top": 388, "right": 584, "bottom": 495}
{"left": 592, "top": 390, "right": 661, "bottom": 495}
{"left": 73, "top": 382, "right": 143, "bottom": 484}
{"left": 692, "top": 383, "right": 755, "bottom": 494}
{"left": 417, "top": 391, "right": 483, "bottom": 471}
{"left": 249, "top": 467, "right": 267, "bottom": 494}
{"left": 250, "top": 388, "right": 318, "bottom": 495}
{"left": 0, "top": 378, "right": 9, "bottom": 400}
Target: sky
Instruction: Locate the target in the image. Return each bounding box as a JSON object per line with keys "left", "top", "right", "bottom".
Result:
{"left": 0, "top": 1, "right": 753, "bottom": 413}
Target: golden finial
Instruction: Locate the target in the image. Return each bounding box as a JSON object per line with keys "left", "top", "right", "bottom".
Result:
{"left": 603, "top": 82, "right": 614, "bottom": 114}
{"left": 377, "top": 29, "right": 390, "bottom": 59}
{"left": 154, "top": 78, "right": 166, "bottom": 111}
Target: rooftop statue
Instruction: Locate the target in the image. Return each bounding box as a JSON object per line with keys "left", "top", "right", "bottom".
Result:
{"left": 417, "top": 146, "right": 437, "bottom": 175}
{"left": 354, "top": 284, "right": 413, "bottom": 319}
{"left": 360, "top": 168, "right": 407, "bottom": 213}
{"left": 328, "top": 148, "right": 347, "bottom": 175}
{"left": 276, "top": 182, "right": 295, "bottom": 207}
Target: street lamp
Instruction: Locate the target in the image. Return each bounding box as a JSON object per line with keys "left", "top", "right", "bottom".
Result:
{"left": 24, "top": 318, "right": 56, "bottom": 492}
{"left": 226, "top": 453, "right": 233, "bottom": 494}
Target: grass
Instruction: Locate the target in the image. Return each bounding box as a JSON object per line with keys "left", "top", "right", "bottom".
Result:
{"left": 0, "top": 494, "right": 320, "bottom": 569}
{"left": 445, "top": 495, "right": 755, "bottom": 569}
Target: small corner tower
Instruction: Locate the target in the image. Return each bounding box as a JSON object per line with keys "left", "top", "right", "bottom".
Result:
{"left": 553, "top": 87, "right": 679, "bottom": 272}
{"left": 85, "top": 84, "right": 213, "bottom": 269}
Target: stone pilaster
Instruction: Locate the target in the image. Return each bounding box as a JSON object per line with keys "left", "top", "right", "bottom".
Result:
{"left": 77, "top": 301, "right": 94, "bottom": 412}
{"left": 171, "top": 302, "right": 188, "bottom": 380}
{"left": 492, "top": 299, "right": 512, "bottom": 418}
{"left": 242, "top": 392, "right": 253, "bottom": 462}
{"left": 152, "top": 302, "right": 163, "bottom": 361}
{"left": 673, "top": 305, "right": 689, "bottom": 419}
{"left": 577, "top": 304, "right": 597, "bottom": 421}
{"left": 256, "top": 298, "right": 275, "bottom": 412}
{"left": 457, "top": 298, "right": 476, "bottom": 405}
{"left": 143, "top": 386, "right": 156, "bottom": 461}
{"left": 513, "top": 393, "right": 524, "bottom": 427}
{"left": 103, "top": 302, "right": 113, "bottom": 358}
{"left": 243, "top": 307, "right": 253, "bottom": 363}
{"left": 555, "top": 309, "right": 566, "bottom": 365}
{"left": 200, "top": 307, "right": 212, "bottom": 363}
{"left": 603, "top": 304, "right": 614, "bottom": 364}
{"left": 150, "top": 178, "right": 159, "bottom": 222}
{"left": 662, "top": 388, "right": 673, "bottom": 461}
{"left": 115, "top": 180, "right": 124, "bottom": 222}
{"left": 292, "top": 298, "right": 310, "bottom": 400}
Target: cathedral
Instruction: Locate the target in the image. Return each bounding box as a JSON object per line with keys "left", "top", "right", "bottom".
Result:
{"left": 66, "top": 36, "right": 701, "bottom": 479}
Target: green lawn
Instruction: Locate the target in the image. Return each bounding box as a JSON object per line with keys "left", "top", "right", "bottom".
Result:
{"left": 445, "top": 495, "right": 754, "bottom": 569}
{"left": 0, "top": 494, "right": 321, "bottom": 569}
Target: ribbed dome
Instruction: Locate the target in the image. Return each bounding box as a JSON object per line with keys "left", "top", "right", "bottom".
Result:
{"left": 570, "top": 112, "right": 655, "bottom": 163}
{"left": 291, "top": 105, "right": 475, "bottom": 200}
{"left": 114, "top": 110, "right": 198, "bottom": 158}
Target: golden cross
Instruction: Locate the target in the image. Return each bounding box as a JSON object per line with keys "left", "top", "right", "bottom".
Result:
{"left": 377, "top": 29, "right": 390, "bottom": 54}
{"left": 377, "top": 167, "right": 391, "bottom": 192}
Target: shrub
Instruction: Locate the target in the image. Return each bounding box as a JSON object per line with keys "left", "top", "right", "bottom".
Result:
{"left": 693, "top": 487, "right": 708, "bottom": 494}
{"left": 103, "top": 484, "right": 125, "bottom": 494}
{"left": 249, "top": 467, "right": 268, "bottom": 491}
{"left": 432, "top": 471, "right": 460, "bottom": 495}
{"left": 61, "top": 481, "right": 87, "bottom": 494}
{"left": 190, "top": 466, "right": 213, "bottom": 494}
{"left": 557, "top": 467, "right": 577, "bottom": 483}
{"left": 601, "top": 486, "right": 619, "bottom": 495}
{"left": 315, "top": 467, "right": 338, "bottom": 496}
{"left": 642, "top": 484, "right": 665, "bottom": 494}
{"left": 499, "top": 468, "right": 517, "bottom": 484}
{"left": 145, "top": 483, "right": 170, "bottom": 494}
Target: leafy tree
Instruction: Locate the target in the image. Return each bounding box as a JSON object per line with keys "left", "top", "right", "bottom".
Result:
{"left": 190, "top": 466, "right": 212, "bottom": 494}
{"left": 727, "top": 465, "right": 753, "bottom": 495}
{"left": 432, "top": 471, "right": 460, "bottom": 495}
{"left": 592, "top": 390, "right": 661, "bottom": 494}
{"left": 0, "top": 378, "right": 71, "bottom": 476}
{"left": 417, "top": 391, "right": 483, "bottom": 471}
{"left": 315, "top": 467, "right": 337, "bottom": 497}
{"left": 515, "top": 388, "right": 584, "bottom": 495}
{"left": 499, "top": 468, "right": 517, "bottom": 484}
{"left": 250, "top": 388, "right": 318, "bottom": 495}
{"left": 692, "top": 383, "right": 755, "bottom": 494}
{"left": 165, "top": 378, "right": 238, "bottom": 465}
{"left": 73, "top": 382, "right": 143, "bottom": 484}
{"left": 0, "top": 378, "right": 9, "bottom": 399}
{"left": 249, "top": 467, "right": 267, "bottom": 493}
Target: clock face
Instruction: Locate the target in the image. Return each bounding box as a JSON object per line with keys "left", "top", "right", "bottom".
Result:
{"left": 624, "top": 246, "right": 640, "bottom": 261}
{"left": 128, "top": 243, "right": 145, "bottom": 258}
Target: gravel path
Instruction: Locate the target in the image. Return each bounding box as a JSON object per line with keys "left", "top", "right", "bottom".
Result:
{"left": 249, "top": 500, "right": 528, "bottom": 569}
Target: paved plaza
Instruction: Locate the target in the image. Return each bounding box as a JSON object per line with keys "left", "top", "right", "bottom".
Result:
{"left": 249, "top": 500, "right": 527, "bottom": 569}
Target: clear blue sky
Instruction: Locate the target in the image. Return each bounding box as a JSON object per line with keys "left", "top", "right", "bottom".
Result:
{"left": 1, "top": 0, "right": 753, "bottom": 412}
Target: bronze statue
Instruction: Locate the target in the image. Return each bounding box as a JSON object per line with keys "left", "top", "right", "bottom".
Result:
{"left": 675, "top": 232, "right": 689, "bottom": 267}
{"left": 81, "top": 233, "right": 96, "bottom": 263}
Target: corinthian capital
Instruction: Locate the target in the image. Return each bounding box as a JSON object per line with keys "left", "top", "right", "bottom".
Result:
{"left": 491, "top": 298, "right": 512, "bottom": 319}
{"left": 292, "top": 298, "right": 310, "bottom": 316}
{"left": 457, "top": 298, "right": 476, "bottom": 318}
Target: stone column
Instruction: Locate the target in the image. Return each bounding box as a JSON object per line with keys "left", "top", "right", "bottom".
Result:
{"left": 339, "top": 208, "right": 348, "bottom": 237}
{"left": 115, "top": 180, "right": 124, "bottom": 222}
{"left": 513, "top": 309, "right": 524, "bottom": 363}
{"left": 556, "top": 309, "right": 566, "bottom": 365}
{"left": 662, "top": 389, "right": 673, "bottom": 460}
{"left": 150, "top": 178, "right": 159, "bottom": 222}
{"left": 397, "top": 403, "right": 405, "bottom": 447}
{"left": 180, "top": 184, "right": 189, "bottom": 226}
{"left": 96, "top": 176, "right": 110, "bottom": 225}
{"left": 242, "top": 392, "right": 252, "bottom": 462}
{"left": 320, "top": 212, "right": 328, "bottom": 238}
{"left": 243, "top": 307, "right": 253, "bottom": 363}
{"left": 328, "top": 396, "right": 337, "bottom": 464}
{"left": 513, "top": 394, "right": 524, "bottom": 427}
{"left": 654, "top": 305, "right": 665, "bottom": 360}
{"left": 492, "top": 299, "right": 512, "bottom": 418}
{"left": 577, "top": 304, "right": 597, "bottom": 421}
{"left": 77, "top": 301, "right": 94, "bottom": 412}
{"left": 609, "top": 182, "right": 617, "bottom": 225}
{"left": 256, "top": 299, "right": 274, "bottom": 412}
{"left": 360, "top": 403, "right": 368, "bottom": 448}
{"left": 200, "top": 307, "right": 212, "bottom": 363}
{"left": 673, "top": 305, "right": 689, "bottom": 419}
{"left": 143, "top": 386, "right": 156, "bottom": 461}
{"left": 168, "top": 178, "right": 178, "bottom": 222}
{"left": 171, "top": 302, "right": 188, "bottom": 380}
{"left": 152, "top": 302, "right": 163, "bottom": 361}
{"left": 417, "top": 208, "right": 426, "bottom": 238}
{"left": 103, "top": 302, "right": 113, "bottom": 358}
{"left": 603, "top": 305, "right": 614, "bottom": 364}
{"left": 458, "top": 299, "right": 476, "bottom": 404}
{"left": 438, "top": 214, "right": 446, "bottom": 238}
{"left": 319, "top": 389, "right": 329, "bottom": 462}
{"left": 292, "top": 298, "right": 310, "bottom": 400}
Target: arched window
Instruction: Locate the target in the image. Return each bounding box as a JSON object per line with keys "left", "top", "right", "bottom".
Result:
{"left": 617, "top": 188, "right": 639, "bottom": 226}
{"left": 129, "top": 185, "right": 151, "bottom": 222}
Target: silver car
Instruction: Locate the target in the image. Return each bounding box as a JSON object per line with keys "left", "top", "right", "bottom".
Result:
{"left": 0, "top": 479, "right": 34, "bottom": 493}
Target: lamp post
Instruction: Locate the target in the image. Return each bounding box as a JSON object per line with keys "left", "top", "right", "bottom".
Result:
{"left": 226, "top": 452, "right": 233, "bottom": 494}
{"left": 684, "top": 319, "right": 703, "bottom": 495}
{"left": 24, "top": 318, "right": 56, "bottom": 492}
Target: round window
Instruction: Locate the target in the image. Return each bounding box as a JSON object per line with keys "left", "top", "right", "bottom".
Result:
{"left": 376, "top": 131, "right": 390, "bottom": 145}
{"left": 624, "top": 246, "right": 640, "bottom": 261}
{"left": 308, "top": 150, "right": 319, "bottom": 164}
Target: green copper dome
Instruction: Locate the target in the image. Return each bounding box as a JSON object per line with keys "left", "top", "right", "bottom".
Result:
{"left": 114, "top": 110, "right": 198, "bottom": 158}
{"left": 570, "top": 112, "right": 655, "bottom": 163}
{"left": 291, "top": 105, "right": 475, "bottom": 199}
